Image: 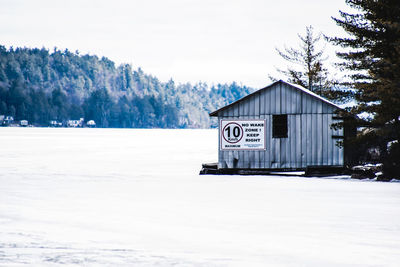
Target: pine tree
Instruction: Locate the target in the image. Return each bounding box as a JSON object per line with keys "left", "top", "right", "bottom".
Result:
{"left": 270, "top": 26, "right": 341, "bottom": 99}
{"left": 331, "top": 0, "right": 400, "bottom": 179}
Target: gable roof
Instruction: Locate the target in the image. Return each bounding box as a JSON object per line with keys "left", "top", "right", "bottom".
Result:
{"left": 209, "top": 80, "right": 342, "bottom": 117}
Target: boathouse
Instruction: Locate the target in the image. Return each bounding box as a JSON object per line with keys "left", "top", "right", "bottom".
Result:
{"left": 209, "top": 80, "right": 350, "bottom": 172}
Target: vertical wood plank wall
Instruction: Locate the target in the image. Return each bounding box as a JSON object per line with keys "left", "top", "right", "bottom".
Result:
{"left": 218, "top": 82, "right": 344, "bottom": 169}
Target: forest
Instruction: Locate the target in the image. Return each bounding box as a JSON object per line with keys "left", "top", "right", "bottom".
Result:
{"left": 0, "top": 45, "right": 253, "bottom": 128}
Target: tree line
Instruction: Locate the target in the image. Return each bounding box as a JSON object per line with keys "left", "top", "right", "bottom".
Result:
{"left": 0, "top": 46, "right": 252, "bottom": 128}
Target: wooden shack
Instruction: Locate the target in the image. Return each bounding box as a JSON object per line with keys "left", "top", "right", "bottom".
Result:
{"left": 208, "top": 80, "right": 348, "bottom": 173}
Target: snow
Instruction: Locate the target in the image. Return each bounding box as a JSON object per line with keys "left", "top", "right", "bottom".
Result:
{"left": 0, "top": 128, "right": 399, "bottom": 267}
{"left": 285, "top": 81, "right": 342, "bottom": 109}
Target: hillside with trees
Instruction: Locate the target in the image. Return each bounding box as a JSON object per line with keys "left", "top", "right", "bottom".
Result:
{"left": 0, "top": 45, "right": 253, "bottom": 128}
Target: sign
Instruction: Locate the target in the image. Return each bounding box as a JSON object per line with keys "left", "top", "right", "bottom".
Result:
{"left": 220, "top": 119, "right": 266, "bottom": 150}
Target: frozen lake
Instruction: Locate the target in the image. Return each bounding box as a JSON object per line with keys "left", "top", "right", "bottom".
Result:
{"left": 0, "top": 128, "right": 399, "bottom": 266}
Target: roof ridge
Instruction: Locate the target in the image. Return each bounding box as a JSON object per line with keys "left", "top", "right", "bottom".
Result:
{"left": 209, "top": 80, "right": 341, "bottom": 117}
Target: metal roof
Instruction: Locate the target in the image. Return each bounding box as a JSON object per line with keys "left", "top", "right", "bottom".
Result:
{"left": 209, "top": 80, "right": 342, "bottom": 117}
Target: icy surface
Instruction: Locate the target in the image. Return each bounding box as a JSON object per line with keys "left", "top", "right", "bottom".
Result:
{"left": 0, "top": 128, "right": 399, "bottom": 266}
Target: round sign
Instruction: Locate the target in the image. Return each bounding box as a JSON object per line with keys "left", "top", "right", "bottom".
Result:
{"left": 222, "top": 122, "right": 243, "bottom": 143}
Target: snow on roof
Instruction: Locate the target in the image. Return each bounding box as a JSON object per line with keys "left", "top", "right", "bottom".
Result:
{"left": 284, "top": 81, "right": 342, "bottom": 110}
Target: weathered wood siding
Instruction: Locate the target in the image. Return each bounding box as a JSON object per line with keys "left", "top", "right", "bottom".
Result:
{"left": 217, "top": 82, "right": 343, "bottom": 169}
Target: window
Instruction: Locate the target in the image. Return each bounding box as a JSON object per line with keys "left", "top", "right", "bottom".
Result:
{"left": 273, "top": 115, "right": 288, "bottom": 138}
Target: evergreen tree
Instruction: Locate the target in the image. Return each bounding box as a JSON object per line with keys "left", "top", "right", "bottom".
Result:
{"left": 51, "top": 88, "right": 69, "bottom": 120}
{"left": 331, "top": 0, "right": 400, "bottom": 179}
{"left": 0, "top": 100, "right": 7, "bottom": 114}
{"left": 271, "top": 26, "right": 328, "bottom": 92}
{"left": 8, "top": 105, "right": 16, "bottom": 117}
{"left": 83, "top": 89, "right": 113, "bottom": 127}
{"left": 270, "top": 26, "right": 351, "bottom": 102}
{"left": 29, "top": 89, "right": 51, "bottom": 124}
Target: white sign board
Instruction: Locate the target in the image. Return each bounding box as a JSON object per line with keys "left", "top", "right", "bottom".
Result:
{"left": 220, "top": 120, "right": 266, "bottom": 150}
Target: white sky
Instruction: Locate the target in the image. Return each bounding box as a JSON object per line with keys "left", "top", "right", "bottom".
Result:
{"left": 0, "top": 0, "right": 349, "bottom": 88}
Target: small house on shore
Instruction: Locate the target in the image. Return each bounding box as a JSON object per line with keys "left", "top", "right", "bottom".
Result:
{"left": 207, "top": 80, "right": 353, "bottom": 172}
{"left": 86, "top": 120, "right": 96, "bottom": 127}
{"left": 67, "top": 118, "right": 84, "bottom": 127}
{"left": 1, "top": 116, "right": 14, "bottom": 126}
{"left": 20, "top": 120, "right": 28, "bottom": 127}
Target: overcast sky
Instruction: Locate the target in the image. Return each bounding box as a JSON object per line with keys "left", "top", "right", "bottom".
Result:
{"left": 0, "top": 0, "right": 349, "bottom": 88}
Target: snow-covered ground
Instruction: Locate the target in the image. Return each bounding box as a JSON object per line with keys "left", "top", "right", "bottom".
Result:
{"left": 0, "top": 128, "right": 399, "bottom": 267}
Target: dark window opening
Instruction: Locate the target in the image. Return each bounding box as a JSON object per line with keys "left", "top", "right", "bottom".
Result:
{"left": 273, "top": 115, "right": 288, "bottom": 138}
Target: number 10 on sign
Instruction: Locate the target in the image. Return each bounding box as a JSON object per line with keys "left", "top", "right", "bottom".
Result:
{"left": 220, "top": 120, "right": 266, "bottom": 150}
